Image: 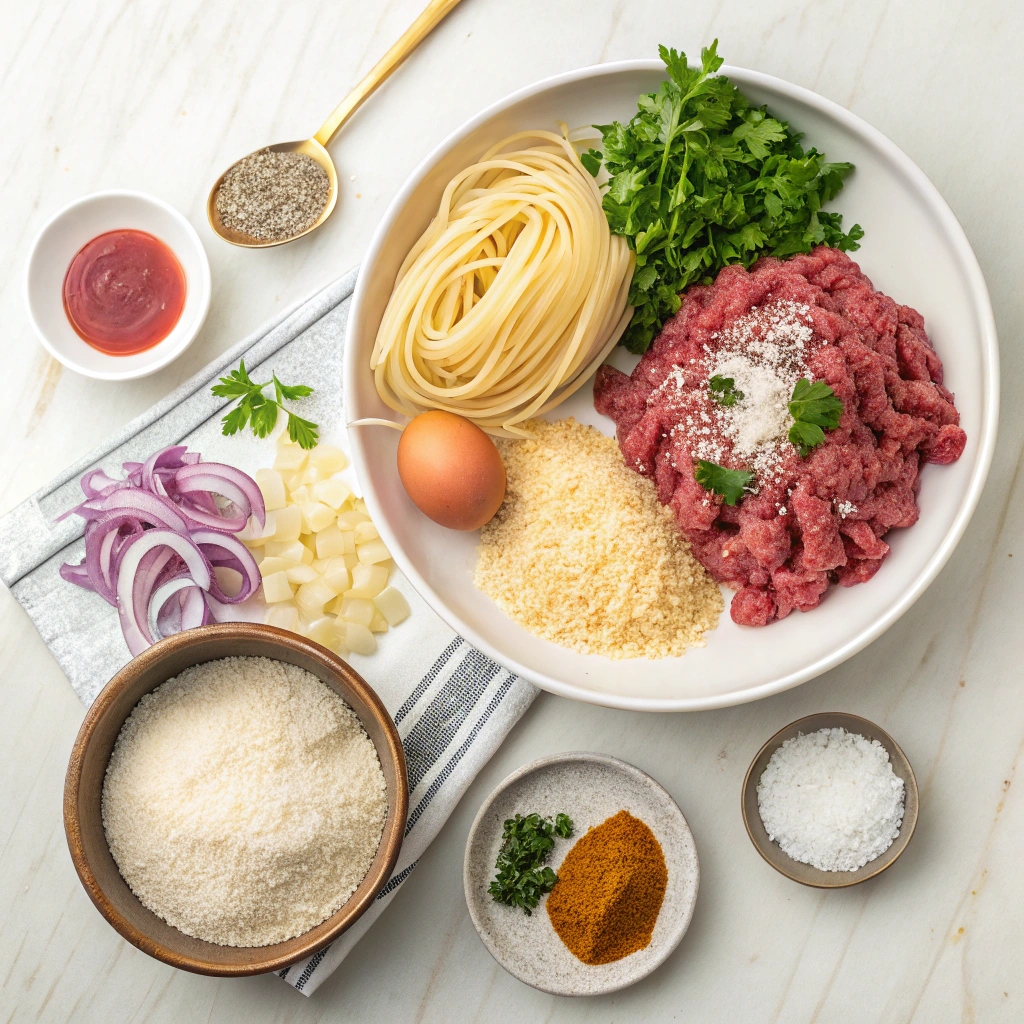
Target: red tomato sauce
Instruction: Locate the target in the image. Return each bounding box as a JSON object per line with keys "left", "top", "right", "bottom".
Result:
{"left": 62, "top": 230, "right": 186, "bottom": 355}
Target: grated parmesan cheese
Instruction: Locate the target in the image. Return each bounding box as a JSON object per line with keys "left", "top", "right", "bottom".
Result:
{"left": 474, "top": 419, "right": 723, "bottom": 659}
{"left": 658, "top": 300, "right": 816, "bottom": 488}
{"left": 102, "top": 656, "right": 387, "bottom": 947}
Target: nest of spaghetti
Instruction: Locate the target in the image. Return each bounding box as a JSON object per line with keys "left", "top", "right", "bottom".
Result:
{"left": 371, "top": 131, "right": 634, "bottom": 437}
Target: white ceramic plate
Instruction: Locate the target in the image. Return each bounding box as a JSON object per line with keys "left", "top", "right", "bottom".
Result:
{"left": 345, "top": 61, "right": 998, "bottom": 712}
{"left": 24, "top": 190, "right": 211, "bottom": 380}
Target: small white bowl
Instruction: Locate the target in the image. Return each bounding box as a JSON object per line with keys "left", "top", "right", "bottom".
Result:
{"left": 24, "top": 190, "right": 211, "bottom": 381}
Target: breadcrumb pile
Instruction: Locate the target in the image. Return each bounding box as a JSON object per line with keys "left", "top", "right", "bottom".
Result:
{"left": 474, "top": 419, "right": 722, "bottom": 659}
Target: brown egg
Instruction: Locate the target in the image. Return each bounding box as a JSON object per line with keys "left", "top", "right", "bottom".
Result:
{"left": 397, "top": 411, "right": 506, "bottom": 531}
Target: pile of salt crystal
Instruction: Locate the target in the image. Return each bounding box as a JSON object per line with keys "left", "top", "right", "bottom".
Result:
{"left": 756, "top": 726, "right": 905, "bottom": 872}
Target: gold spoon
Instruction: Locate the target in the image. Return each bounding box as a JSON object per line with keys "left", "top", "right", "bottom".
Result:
{"left": 207, "top": 0, "right": 466, "bottom": 248}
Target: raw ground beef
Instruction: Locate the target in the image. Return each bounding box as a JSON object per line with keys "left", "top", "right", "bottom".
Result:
{"left": 594, "top": 246, "right": 966, "bottom": 626}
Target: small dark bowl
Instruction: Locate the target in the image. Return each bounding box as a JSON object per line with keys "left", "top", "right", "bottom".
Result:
{"left": 742, "top": 712, "right": 918, "bottom": 889}
{"left": 64, "top": 623, "right": 408, "bottom": 976}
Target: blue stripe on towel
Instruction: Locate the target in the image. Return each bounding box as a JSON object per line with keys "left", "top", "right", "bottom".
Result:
{"left": 376, "top": 861, "right": 419, "bottom": 899}
{"left": 402, "top": 649, "right": 500, "bottom": 792}
{"left": 394, "top": 637, "right": 464, "bottom": 725}
{"left": 294, "top": 946, "right": 331, "bottom": 991}
{"left": 406, "top": 672, "right": 516, "bottom": 835}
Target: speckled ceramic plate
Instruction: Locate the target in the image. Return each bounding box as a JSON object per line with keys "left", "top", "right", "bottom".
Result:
{"left": 463, "top": 752, "right": 699, "bottom": 996}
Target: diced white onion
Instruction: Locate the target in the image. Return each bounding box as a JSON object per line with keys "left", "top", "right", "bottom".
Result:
{"left": 242, "top": 439, "right": 409, "bottom": 658}
{"left": 374, "top": 586, "right": 411, "bottom": 626}
{"left": 262, "top": 571, "right": 294, "bottom": 603}
{"left": 357, "top": 539, "right": 391, "bottom": 565}
{"left": 255, "top": 468, "right": 287, "bottom": 511}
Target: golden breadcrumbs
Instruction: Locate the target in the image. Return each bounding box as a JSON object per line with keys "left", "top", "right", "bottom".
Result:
{"left": 474, "top": 419, "right": 722, "bottom": 659}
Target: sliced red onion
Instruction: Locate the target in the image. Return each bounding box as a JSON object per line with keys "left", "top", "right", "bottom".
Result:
{"left": 84, "top": 519, "right": 132, "bottom": 606}
{"left": 142, "top": 445, "right": 189, "bottom": 493}
{"left": 59, "top": 560, "right": 92, "bottom": 591}
{"left": 99, "top": 489, "right": 189, "bottom": 532}
{"left": 80, "top": 468, "right": 128, "bottom": 499}
{"left": 55, "top": 497, "right": 108, "bottom": 523}
{"left": 175, "top": 462, "right": 266, "bottom": 530}
{"left": 116, "top": 530, "right": 213, "bottom": 656}
{"left": 57, "top": 442, "right": 269, "bottom": 657}
{"left": 191, "top": 530, "right": 261, "bottom": 604}
{"left": 149, "top": 576, "right": 211, "bottom": 642}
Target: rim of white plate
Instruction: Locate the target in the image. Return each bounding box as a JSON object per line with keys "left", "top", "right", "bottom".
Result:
{"left": 345, "top": 60, "right": 1000, "bottom": 712}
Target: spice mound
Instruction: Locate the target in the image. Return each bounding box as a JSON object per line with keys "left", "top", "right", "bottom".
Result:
{"left": 102, "top": 656, "right": 387, "bottom": 947}
{"left": 595, "top": 246, "right": 966, "bottom": 626}
{"left": 757, "top": 727, "right": 905, "bottom": 872}
{"left": 546, "top": 810, "right": 667, "bottom": 965}
{"left": 214, "top": 148, "right": 330, "bottom": 242}
{"left": 474, "top": 419, "right": 722, "bottom": 659}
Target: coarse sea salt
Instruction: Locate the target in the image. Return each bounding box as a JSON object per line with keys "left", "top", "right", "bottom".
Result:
{"left": 756, "top": 727, "right": 905, "bottom": 872}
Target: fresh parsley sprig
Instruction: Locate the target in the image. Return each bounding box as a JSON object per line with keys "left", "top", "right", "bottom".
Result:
{"left": 788, "top": 378, "right": 842, "bottom": 456}
{"left": 212, "top": 360, "right": 320, "bottom": 450}
{"left": 594, "top": 41, "right": 863, "bottom": 353}
{"left": 709, "top": 374, "right": 744, "bottom": 406}
{"left": 695, "top": 460, "right": 754, "bottom": 506}
{"left": 580, "top": 148, "right": 603, "bottom": 177}
{"left": 487, "top": 812, "right": 574, "bottom": 916}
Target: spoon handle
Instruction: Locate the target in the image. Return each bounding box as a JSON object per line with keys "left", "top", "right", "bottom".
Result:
{"left": 314, "top": 0, "right": 467, "bottom": 147}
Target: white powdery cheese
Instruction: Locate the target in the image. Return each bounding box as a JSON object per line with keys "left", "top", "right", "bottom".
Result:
{"left": 102, "top": 656, "right": 387, "bottom": 947}
{"left": 756, "top": 727, "right": 905, "bottom": 872}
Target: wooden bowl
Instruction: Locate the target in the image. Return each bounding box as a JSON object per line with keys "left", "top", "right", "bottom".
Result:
{"left": 741, "top": 712, "right": 919, "bottom": 888}
{"left": 63, "top": 623, "right": 408, "bottom": 976}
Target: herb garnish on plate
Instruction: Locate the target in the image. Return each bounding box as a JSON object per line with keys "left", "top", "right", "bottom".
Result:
{"left": 592, "top": 41, "right": 863, "bottom": 353}
{"left": 212, "top": 359, "right": 320, "bottom": 449}
{"left": 788, "top": 378, "right": 843, "bottom": 456}
{"left": 709, "top": 374, "right": 744, "bottom": 406}
{"left": 488, "top": 812, "right": 574, "bottom": 915}
{"left": 694, "top": 460, "right": 755, "bottom": 506}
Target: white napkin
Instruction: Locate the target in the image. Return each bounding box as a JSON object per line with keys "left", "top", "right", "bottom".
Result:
{"left": 0, "top": 270, "right": 537, "bottom": 995}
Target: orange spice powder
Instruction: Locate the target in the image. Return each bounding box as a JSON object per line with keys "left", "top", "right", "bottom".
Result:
{"left": 546, "top": 810, "right": 667, "bottom": 965}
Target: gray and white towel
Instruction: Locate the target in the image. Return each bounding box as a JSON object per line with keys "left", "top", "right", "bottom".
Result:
{"left": 0, "top": 269, "right": 536, "bottom": 996}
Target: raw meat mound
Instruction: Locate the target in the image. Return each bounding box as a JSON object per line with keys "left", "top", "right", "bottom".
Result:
{"left": 594, "top": 246, "right": 966, "bottom": 626}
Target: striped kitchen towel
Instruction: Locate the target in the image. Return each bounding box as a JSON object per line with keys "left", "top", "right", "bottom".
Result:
{"left": 0, "top": 268, "right": 537, "bottom": 996}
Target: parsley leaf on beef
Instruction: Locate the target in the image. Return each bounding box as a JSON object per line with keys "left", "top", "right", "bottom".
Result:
{"left": 788, "top": 378, "right": 843, "bottom": 456}
{"left": 709, "top": 374, "right": 744, "bottom": 406}
{"left": 594, "top": 41, "right": 863, "bottom": 353}
{"left": 694, "top": 460, "right": 755, "bottom": 506}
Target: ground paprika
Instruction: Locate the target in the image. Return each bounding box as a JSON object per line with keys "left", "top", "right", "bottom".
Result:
{"left": 546, "top": 809, "right": 667, "bottom": 965}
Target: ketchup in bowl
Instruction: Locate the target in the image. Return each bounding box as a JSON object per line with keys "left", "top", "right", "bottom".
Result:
{"left": 62, "top": 229, "right": 186, "bottom": 355}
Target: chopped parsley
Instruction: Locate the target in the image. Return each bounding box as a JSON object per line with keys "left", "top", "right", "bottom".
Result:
{"left": 593, "top": 41, "right": 863, "bottom": 353}
{"left": 788, "top": 378, "right": 842, "bottom": 456}
{"left": 709, "top": 374, "right": 744, "bottom": 406}
{"left": 487, "top": 812, "right": 574, "bottom": 915}
{"left": 694, "top": 460, "right": 754, "bottom": 505}
{"left": 213, "top": 359, "right": 320, "bottom": 449}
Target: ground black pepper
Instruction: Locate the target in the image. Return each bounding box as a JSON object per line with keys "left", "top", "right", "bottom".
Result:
{"left": 215, "top": 148, "right": 330, "bottom": 242}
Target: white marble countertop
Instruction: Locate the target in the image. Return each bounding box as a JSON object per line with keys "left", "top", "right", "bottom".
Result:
{"left": 2, "top": 1, "right": 1022, "bottom": 1020}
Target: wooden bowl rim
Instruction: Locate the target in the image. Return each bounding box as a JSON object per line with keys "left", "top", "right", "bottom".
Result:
{"left": 741, "top": 711, "right": 919, "bottom": 889}
{"left": 63, "top": 622, "right": 408, "bottom": 976}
